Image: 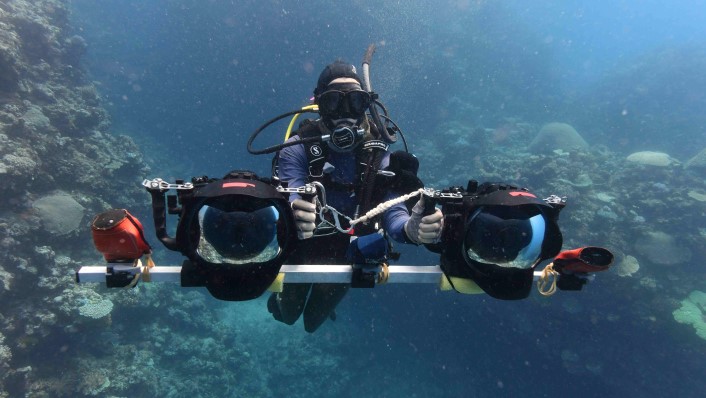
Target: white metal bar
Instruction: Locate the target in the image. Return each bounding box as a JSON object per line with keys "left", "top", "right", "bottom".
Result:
{"left": 75, "top": 266, "right": 182, "bottom": 283}
{"left": 76, "top": 265, "right": 545, "bottom": 284}
{"left": 279, "top": 264, "right": 353, "bottom": 283}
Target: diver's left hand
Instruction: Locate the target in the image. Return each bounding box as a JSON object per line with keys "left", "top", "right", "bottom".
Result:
{"left": 404, "top": 197, "right": 444, "bottom": 244}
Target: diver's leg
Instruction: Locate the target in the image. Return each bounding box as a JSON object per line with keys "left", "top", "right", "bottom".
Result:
{"left": 268, "top": 283, "right": 311, "bottom": 325}
{"left": 303, "top": 283, "right": 350, "bottom": 333}
{"left": 301, "top": 234, "right": 352, "bottom": 332}
{"left": 268, "top": 234, "right": 315, "bottom": 325}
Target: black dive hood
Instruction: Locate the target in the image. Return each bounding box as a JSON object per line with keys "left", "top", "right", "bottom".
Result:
{"left": 437, "top": 182, "right": 564, "bottom": 300}
{"left": 145, "top": 171, "right": 297, "bottom": 301}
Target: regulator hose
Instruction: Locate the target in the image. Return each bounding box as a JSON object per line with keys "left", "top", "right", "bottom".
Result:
{"left": 247, "top": 109, "right": 320, "bottom": 155}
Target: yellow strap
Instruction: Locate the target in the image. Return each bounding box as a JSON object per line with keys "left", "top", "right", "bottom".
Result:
{"left": 267, "top": 272, "right": 286, "bottom": 293}
{"left": 439, "top": 274, "right": 485, "bottom": 294}
{"left": 284, "top": 105, "right": 319, "bottom": 141}
{"left": 537, "top": 262, "right": 559, "bottom": 296}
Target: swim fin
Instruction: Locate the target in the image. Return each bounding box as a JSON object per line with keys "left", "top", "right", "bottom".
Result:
{"left": 303, "top": 283, "right": 348, "bottom": 333}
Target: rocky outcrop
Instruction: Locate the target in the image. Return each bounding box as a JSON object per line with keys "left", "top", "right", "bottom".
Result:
{"left": 0, "top": 1, "right": 150, "bottom": 395}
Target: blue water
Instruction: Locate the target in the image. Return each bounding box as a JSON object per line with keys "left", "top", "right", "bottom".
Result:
{"left": 60, "top": 1, "right": 706, "bottom": 396}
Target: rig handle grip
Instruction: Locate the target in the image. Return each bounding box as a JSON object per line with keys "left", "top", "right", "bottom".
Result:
{"left": 422, "top": 192, "right": 438, "bottom": 217}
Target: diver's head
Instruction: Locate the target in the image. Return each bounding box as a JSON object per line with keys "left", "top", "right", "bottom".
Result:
{"left": 314, "top": 60, "right": 363, "bottom": 97}
{"left": 314, "top": 61, "right": 372, "bottom": 151}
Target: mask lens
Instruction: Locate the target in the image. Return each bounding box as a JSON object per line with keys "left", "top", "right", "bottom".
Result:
{"left": 463, "top": 206, "right": 546, "bottom": 269}
{"left": 197, "top": 204, "right": 282, "bottom": 264}
{"left": 318, "top": 91, "right": 344, "bottom": 114}
{"left": 347, "top": 90, "right": 371, "bottom": 114}
{"left": 318, "top": 90, "right": 370, "bottom": 116}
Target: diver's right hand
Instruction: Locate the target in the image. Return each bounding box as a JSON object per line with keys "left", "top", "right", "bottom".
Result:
{"left": 292, "top": 198, "right": 317, "bottom": 240}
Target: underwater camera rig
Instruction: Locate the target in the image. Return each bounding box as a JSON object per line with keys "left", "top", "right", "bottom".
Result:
{"left": 77, "top": 44, "right": 613, "bottom": 301}
{"left": 425, "top": 180, "right": 613, "bottom": 299}
{"left": 76, "top": 172, "right": 614, "bottom": 302}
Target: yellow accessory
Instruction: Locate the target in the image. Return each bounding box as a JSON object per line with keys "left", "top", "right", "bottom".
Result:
{"left": 284, "top": 104, "right": 319, "bottom": 142}
{"left": 268, "top": 272, "right": 286, "bottom": 293}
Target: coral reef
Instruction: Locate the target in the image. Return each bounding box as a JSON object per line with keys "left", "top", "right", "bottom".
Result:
{"left": 626, "top": 151, "right": 674, "bottom": 167}
{"left": 685, "top": 147, "right": 706, "bottom": 171}
{"left": 633, "top": 231, "right": 692, "bottom": 266}
{"left": 528, "top": 122, "right": 589, "bottom": 154}
{"left": 1, "top": 0, "right": 705, "bottom": 396}
{"left": 687, "top": 190, "right": 706, "bottom": 202}
{"left": 0, "top": 265, "right": 12, "bottom": 291}
{"left": 0, "top": 333, "right": 11, "bottom": 364}
{"left": 31, "top": 191, "right": 85, "bottom": 236}
{"left": 0, "top": 1, "right": 154, "bottom": 396}
{"left": 77, "top": 296, "right": 113, "bottom": 320}
{"left": 417, "top": 93, "right": 706, "bottom": 345}
{"left": 614, "top": 255, "right": 640, "bottom": 277}
{"left": 673, "top": 290, "right": 706, "bottom": 340}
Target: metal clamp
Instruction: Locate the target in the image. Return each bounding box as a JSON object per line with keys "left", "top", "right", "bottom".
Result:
{"left": 278, "top": 183, "right": 355, "bottom": 234}
{"left": 276, "top": 183, "right": 318, "bottom": 196}
{"left": 142, "top": 178, "right": 194, "bottom": 191}
{"left": 318, "top": 204, "right": 354, "bottom": 234}
{"left": 422, "top": 188, "right": 463, "bottom": 200}
{"left": 544, "top": 194, "right": 567, "bottom": 205}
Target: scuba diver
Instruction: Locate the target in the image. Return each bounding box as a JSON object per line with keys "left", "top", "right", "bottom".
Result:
{"left": 262, "top": 60, "right": 444, "bottom": 333}
{"left": 80, "top": 46, "right": 614, "bottom": 328}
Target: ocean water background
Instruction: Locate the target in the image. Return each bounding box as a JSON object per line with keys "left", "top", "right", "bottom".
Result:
{"left": 23, "top": 0, "right": 704, "bottom": 396}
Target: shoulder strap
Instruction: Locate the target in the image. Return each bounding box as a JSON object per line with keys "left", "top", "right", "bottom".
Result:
{"left": 271, "top": 119, "right": 329, "bottom": 182}
{"left": 355, "top": 139, "right": 389, "bottom": 225}
{"left": 298, "top": 119, "right": 329, "bottom": 181}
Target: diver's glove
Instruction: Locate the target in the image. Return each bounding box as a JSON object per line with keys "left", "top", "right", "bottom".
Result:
{"left": 404, "top": 196, "right": 444, "bottom": 245}
{"left": 292, "top": 198, "right": 317, "bottom": 240}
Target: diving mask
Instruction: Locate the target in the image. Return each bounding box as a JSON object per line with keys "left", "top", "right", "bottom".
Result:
{"left": 317, "top": 89, "right": 372, "bottom": 117}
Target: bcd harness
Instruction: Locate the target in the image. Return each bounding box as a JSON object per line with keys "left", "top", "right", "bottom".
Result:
{"left": 273, "top": 118, "right": 411, "bottom": 238}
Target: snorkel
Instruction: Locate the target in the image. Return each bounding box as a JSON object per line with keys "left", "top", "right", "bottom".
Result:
{"left": 361, "top": 43, "right": 397, "bottom": 144}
